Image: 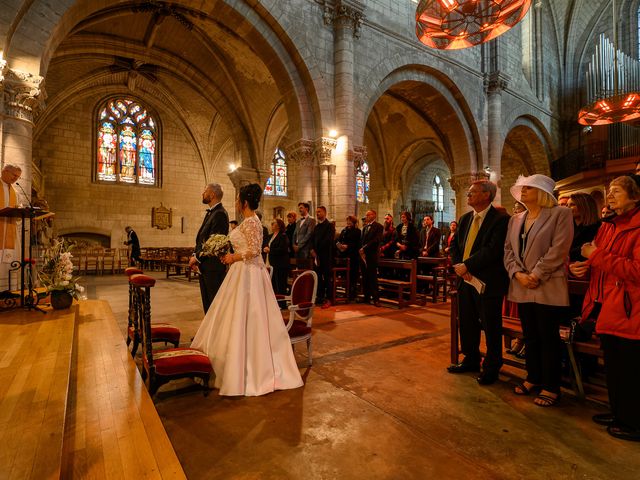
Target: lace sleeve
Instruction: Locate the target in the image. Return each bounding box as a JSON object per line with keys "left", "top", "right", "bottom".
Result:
{"left": 238, "top": 216, "right": 262, "bottom": 261}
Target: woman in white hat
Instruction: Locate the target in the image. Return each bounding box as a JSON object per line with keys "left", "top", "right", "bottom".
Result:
{"left": 503, "top": 174, "right": 574, "bottom": 406}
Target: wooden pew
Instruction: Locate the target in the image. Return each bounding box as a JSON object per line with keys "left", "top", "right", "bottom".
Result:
{"left": 377, "top": 259, "right": 417, "bottom": 307}
{"left": 416, "top": 256, "right": 449, "bottom": 304}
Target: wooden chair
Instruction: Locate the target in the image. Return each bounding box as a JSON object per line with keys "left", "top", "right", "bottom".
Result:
{"left": 331, "top": 257, "right": 350, "bottom": 305}
{"left": 125, "top": 269, "right": 181, "bottom": 357}
{"left": 416, "top": 256, "right": 449, "bottom": 304}
{"left": 102, "top": 248, "right": 116, "bottom": 275}
{"left": 117, "top": 248, "right": 130, "bottom": 272}
{"left": 277, "top": 270, "right": 318, "bottom": 366}
{"left": 377, "top": 259, "right": 417, "bottom": 307}
{"left": 132, "top": 274, "right": 212, "bottom": 397}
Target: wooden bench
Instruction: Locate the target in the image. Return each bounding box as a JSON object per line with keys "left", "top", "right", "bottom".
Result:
{"left": 331, "top": 257, "right": 350, "bottom": 305}
{"left": 416, "top": 256, "right": 448, "bottom": 304}
{"left": 377, "top": 259, "right": 417, "bottom": 307}
{"left": 450, "top": 279, "right": 601, "bottom": 399}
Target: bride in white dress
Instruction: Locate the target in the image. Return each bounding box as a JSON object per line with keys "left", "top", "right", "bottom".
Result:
{"left": 191, "top": 183, "right": 303, "bottom": 396}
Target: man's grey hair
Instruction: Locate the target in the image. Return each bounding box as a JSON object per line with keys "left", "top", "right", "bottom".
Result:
{"left": 2, "top": 164, "right": 22, "bottom": 172}
{"left": 471, "top": 179, "right": 497, "bottom": 202}
{"left": 207, "top": 183, "right": 223, "bottom": 200}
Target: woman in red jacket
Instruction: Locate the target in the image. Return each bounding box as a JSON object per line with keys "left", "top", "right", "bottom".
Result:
{"left": 570, "top": 175, "right": 640, "bottom": 442}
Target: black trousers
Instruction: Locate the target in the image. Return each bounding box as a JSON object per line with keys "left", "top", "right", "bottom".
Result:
{"left": 360, "top": 257, "right": 379, "bottom": 302}
{"left": 348, "top": 255, "right": 359, "bottom": 299}
{"left": 271, "top": 266, "right": 288, "bottom": 296}
{"left": 601, "top": 334, "right": 640, "bottom": 430}
{"left": 457, "top": 283, "right": 503, "bottom": 373}
{"left": 518, "top": 303, "right": 564, "bottom": 393}
{"left": 199, "top": 261, "right": 226, "bottom": 313}
{"left": 315, "top": 256, "right": 332, "bottom": 302}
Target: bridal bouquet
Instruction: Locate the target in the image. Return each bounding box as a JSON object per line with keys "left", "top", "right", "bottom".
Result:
{"left": 39, "top": 239, "right": 85, "bottom": 299}
{"left": 201, "top": 234, "right": 231, "bottom": 259}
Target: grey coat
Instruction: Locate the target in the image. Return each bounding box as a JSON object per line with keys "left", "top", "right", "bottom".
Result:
{"left": 503, "top": 206, "right": 574, "bottom": 306}
{"left": 294, "top": 216, "right": 316, "bottom": 259}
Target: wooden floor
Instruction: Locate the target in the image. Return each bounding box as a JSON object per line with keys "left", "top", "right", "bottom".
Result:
{"left": 0, "top": 300, "right": 185, "bottom": 479}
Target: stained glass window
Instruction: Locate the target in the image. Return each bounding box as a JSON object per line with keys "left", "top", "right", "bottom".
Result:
{"left": 264, "top": 149, "right": 287, "bottom": 197}
{"left": 355, "top": 159, "right": 370, "bottom": 203}
{"left": 96, "top": 98, "right": 158, "bottom": 185}
{"left": 432, "top": 175, "right": 444, "bottom": 212}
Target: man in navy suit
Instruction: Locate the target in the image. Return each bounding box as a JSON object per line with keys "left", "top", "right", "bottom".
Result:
{"left": 189, "top": 183, "right": 229, "bottom": 313}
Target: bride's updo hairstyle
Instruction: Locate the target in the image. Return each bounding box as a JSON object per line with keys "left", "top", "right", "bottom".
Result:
{"left": 239, "top": 183, "right": 262, "bottom": 210}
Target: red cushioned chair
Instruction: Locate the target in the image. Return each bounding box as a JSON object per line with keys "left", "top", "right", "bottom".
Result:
{"left": 276, "top": 270, "right": 317, "bottom": 366}
{"left": 125, "top": 271, "right": 181, "bottom": 357}
{"left": 132, "top": 274, "right": 212, "bottom": 397}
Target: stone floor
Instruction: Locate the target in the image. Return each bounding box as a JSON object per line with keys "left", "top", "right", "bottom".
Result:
{"left": 86, "top": 272, "right": 639, "bottom": 480}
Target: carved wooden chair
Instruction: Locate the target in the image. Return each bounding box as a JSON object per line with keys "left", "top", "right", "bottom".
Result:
{"left": 125, "top": 268, "right": 181, "bottom": 357}
{"left": 276, "top": 270, "right": 318, "bottom": 366}
{"left": 132, "top": 274, "right": 212, "bottom": 397}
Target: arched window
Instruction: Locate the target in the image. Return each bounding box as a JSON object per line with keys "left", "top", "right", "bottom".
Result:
{"left": 96, "top": 98, "right": 158, "bottom": 185}
{"left": 264, "top": 149, "right": 288, "bottom": 197}
{"left": 355, "top": 159, "right": 370, "bottom": 203}
{"left": 432, "top": 175, "right": 444, "bottom": 212}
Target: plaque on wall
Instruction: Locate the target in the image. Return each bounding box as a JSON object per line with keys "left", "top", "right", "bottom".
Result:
{"left": 152, "top": 203, "right": 172, "bottom": 230}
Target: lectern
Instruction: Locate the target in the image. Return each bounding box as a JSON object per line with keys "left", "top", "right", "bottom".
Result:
{"left": 0, "top": 206, "right": 45, "bottom": 312}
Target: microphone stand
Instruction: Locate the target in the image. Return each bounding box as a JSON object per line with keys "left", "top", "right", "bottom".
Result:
{"left": 15, "top": 182, "right": 45, "bottom": 313}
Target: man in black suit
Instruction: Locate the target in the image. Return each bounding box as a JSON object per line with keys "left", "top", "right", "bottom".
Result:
{"left": 419, "top": 215, "right": 441, "bottom": 257}
{"left": 311, "top": 206, "right": 335, "bottom": 308}
{"left": 124, "top": 226, "right": 141, "bottom": 266}
{"left": 189, "top": 183, "right": 229, "bottom": 313}
{"left": 359, "top": 209, "right": 384, "bottom": 307}
{"left": 285, "top": 211, "right": 297, "bottom": 257}
{"left": 447, "top": 180, "right": 509, "bottom": 385}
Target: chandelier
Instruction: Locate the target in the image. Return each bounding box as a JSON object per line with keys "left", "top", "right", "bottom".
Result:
{"left": 415, "top": 0, "right": 532, "bottom": 50}
{"left": 577, "top": 0, "right": 640, "bottom": 126}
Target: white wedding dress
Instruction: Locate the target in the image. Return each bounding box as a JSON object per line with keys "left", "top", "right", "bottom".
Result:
{"left": 191, "top": 214, "right": 303, "bottom": 396}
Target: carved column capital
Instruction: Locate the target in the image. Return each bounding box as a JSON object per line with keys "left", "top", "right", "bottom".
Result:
{"left": 228, "top": 166, "right": 271, "bottom": 190}
{"left": 284, "top": 139, "right": 315, "bottom": 167}
{"left": 314, "top": 137, "right": 337, "bottom": 166}
{"left": 350, "top": 145, "right": 367, "bottom": 168}
{"left": 448, "top": 172, "right": 490, "bottom": 192}
{"left": 320, "top": 0, "right": 365, "bottom": 38}
{"left": 1, "top": 68, "right": 45, "bottom": 122}
{"left": 483, "top": 71, "right": 509, "bottom": 95}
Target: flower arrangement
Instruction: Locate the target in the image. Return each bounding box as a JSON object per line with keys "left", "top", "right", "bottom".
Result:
{"left": 201, "top": 233, "right": 231, "bottom": 259}
{"left": 39, "top": 239, "right": 84, "bottom": 299}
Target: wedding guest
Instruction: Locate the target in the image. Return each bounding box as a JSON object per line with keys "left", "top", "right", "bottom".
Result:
{"left": 504, "top": 201, "right": 526, "bottom": 356}
{"left": 189, "top": 183, "right": 229, "bottom": 313}
{"left": 448, "top": 180, "right": 510, "bottom": 386}
{"left": 504, "top": 175, "right": 573, "bottom": 406}
{"left": 285, "top": 211, "right": 297, "bottom": 257}
{"left": 419, "top": 215, "right": 441, "bottom": 257}
{"left": 443, "top": 221, "right": 457, "bottom": 255}
{"left": 558, "top": 195, "right": 570, "bottom": 207}
{"left": 256, "top": 211, "right": 269, "bottom": 261}
{"left": 311, "top": 206, "right": 335, "bottom": 308}
{"left": 294, "top": 202, "right": 315, "bottom": 259}
{"left": 360, "top": 210, "right": 383, "bottom": 306}
{"left": 601, "top": 204, "right": 615, "bottom": 219}
{"left": 0, "top": 164, "right": 21, "bottom": 292}
{"left": 264, "top": 218, "right": 289, "bottom": 297}
{"left": 570, "top": 175, "right": 640, "bottom": 441}
{"left": 568, "top": 193, "right": 600, "bottom": 262}
{"left": 123, "top": 226, "right": 141, "bottom": 266}
{"left": 336, "top": 215, "right": 361, "bottom": 301}
{"left": 379, "top": 213, "right": 397, "bottom": 258}
{"left": 229, "top": 220, "right": 238, "bottom": 231}
{"left": 394, "top": 211, "right": 419, "bottom": 260}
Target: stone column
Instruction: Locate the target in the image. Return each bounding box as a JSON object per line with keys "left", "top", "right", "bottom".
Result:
{"left": 285, "top": 139, "right": 315, "bottom": 209}
{"left": 227, "top": 166, "right": 271, "bottom": 219}
{"left": 322, "top": 0, "right": 364, "bottom": 221}
{"left": 314, "top": 137, "right": 337, "bottom": 212}
{"left": 483, "top": 71, "right": 509, "bottom": 206}
{"left": 0, "top": 66, "right": 44, "bottom": 201}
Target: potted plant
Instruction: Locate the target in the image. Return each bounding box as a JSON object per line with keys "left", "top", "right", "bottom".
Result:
{"left": 39, "top": 239, "right": 84, "bottom": 309}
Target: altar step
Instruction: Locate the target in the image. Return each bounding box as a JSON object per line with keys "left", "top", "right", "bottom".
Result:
{"left": 0, "top": 300, "right": 185, "bottom": 479}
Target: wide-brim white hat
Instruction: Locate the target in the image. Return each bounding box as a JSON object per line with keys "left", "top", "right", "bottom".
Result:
{"left": 510, "top": 174, "right": 557, "bottom": 204}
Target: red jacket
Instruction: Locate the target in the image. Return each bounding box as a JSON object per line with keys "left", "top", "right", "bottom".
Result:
{"left": 582, "top": 205, "right": 640, "bottom": 340}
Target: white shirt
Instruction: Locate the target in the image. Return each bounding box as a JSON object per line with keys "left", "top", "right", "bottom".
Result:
{"left": 472, "top": 204, "right": 492, "bottom": 228}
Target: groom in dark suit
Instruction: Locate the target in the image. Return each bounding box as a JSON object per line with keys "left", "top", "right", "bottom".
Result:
{"left": 447, "top": 180, "right": 509, "bottom": 385}
{"left": 189, "top": 183, "right": 229, "bottom": 313}
{"left": 359, "top": 209, "right": 384, "bottom": 307}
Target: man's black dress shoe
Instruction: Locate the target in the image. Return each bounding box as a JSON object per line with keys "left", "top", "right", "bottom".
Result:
{"left": 592, "top": 413, "right": 616, "bottom": 426}
{"left": 607, "top": 425, "right": 640, "bottom": 442}
{"left": 447, "top": 362, "right": 480, "bottom": 374}
{"left": 477, "top": 372, "right": 499, "bottom": 385}
{"left": 373, "top": 300, "right": 381, "bottom": 307}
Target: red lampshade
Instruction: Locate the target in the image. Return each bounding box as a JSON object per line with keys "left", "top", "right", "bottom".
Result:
{"left": 415, "top": 0, "right": 532, "bottom": 50}
{"left": 577, "top": 93, "right": 640, "bottom": 126}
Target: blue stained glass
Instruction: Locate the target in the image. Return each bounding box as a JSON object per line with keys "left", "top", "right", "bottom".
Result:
{"left": 264, "top": 149, "right": 287, "bottom": 196}
{"left": 355, "top": 159, "right": 370, "bottom": 203}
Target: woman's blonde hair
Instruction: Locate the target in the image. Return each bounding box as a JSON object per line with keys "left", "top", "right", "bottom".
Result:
{"left": 537, "top": 189, "right": 557, "bottom": 208}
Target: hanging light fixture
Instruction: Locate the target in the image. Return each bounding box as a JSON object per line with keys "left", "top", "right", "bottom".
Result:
{"left": 577, "top": 0, "right": 640, "bottom": 126}
{"left": 415, "top": 0, "right": 532, "bottom": 50}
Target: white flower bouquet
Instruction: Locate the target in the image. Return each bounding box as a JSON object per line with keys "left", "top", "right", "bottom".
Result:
{"left": 39, "top": 239, "right": 85, "bottom": 299}
{"left": 201, "top": 234, "right": 231, "bottom": 259}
